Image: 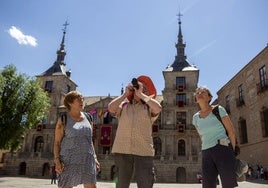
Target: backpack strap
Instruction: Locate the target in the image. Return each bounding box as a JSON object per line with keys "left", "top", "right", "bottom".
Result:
{"left": 212, "top": 105, "right": 228, "bottom": 135}
{"left": 83, "top": 112, "right": 94, "bottom": 125}
{"left": 60, "top": 112, "right": 67, "bottom": 127}
{"left": 60, "top": 112, "right": 93, "bottom": 126}
{"left": 212, "top": 105, "right": 223, "bottom": 124}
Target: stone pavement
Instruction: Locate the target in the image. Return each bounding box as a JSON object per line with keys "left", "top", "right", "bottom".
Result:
{"left": 0, "top": 177, "right": 268, "bottom": 188}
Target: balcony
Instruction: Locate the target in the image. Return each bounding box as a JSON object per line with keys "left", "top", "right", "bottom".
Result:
{"left": 178, "top": 124, "right": 185, "bottom": 133}
{"left": 236, "top": 98, "right": 245, "bottom": 107}
{"left": 257, "top": 79, "right": 268, "bottom": 94}
{"left": 44, "top": 87, "right": 52, "bottom": 93}
{"left": 177, "top": 85, "right": 185, "bottom": 92}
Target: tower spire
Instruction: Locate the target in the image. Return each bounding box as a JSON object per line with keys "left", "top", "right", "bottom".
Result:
{"left": 39, "top": 21, "right": 71, "bottom": 77}
{"left": 176, "top": 12, "right": 186, "bottom": 59}
{"left": 168, "top": 12, "right": 191, "bottom": 71}
{"left": 56, "top": 21, "right": 69, "bottom": 65}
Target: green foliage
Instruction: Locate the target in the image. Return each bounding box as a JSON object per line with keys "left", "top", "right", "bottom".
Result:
{"left": 0, "top": 64, "right": 50, "bottom": 151}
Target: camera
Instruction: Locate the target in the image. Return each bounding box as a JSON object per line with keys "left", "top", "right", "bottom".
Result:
{"left": 131, "top": 78, "right": 139, "bottom": 89}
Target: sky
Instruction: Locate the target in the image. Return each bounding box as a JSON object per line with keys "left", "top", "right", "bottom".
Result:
{"left": 1, "top": 0, "right": 268, "bottom": 99}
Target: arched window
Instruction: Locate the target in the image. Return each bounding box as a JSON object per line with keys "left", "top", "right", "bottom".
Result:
{"left": 34, "top": 136, "right": 44, "bottom": 152}
{"left": 178, "top": 139, "right": 185, "bottom": 156}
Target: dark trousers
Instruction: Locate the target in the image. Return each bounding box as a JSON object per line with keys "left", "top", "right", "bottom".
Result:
{"left": 51, "top": 173, "right": 57, "bottom": 184}
{"left": 114, "top": 153, "right": 155, "bottom": 188}
{"left": 202, "top": 144, "right": 238, "bottom": 188}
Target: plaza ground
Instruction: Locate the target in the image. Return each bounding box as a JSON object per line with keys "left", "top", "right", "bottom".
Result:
{"left": 0, "top": 176, "right": 268, "bottom": 188}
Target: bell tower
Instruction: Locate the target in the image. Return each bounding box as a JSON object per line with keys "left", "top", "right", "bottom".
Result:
{"left": 36, "top": 21, "right": 77, "bottom": 128}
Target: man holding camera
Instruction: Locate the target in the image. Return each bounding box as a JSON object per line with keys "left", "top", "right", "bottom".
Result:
{"left": 108, "top": 75, "right": 162, "bottom": 188}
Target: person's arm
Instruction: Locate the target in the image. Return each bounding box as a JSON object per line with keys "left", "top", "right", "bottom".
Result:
{"left": 92, "top": 142, "right": 101, "bottom": 172}
{"left": 88, "top": 121, "right": 101, "bottom": 172}
{"left": 53, "top": 118, "right": 65, "bottom": 174}
{"left": 108, "top": 84, "right": 132, "bottom": 114}
{"left": 135, "top": 82, "right": 162, "bottom": 116}
{"left": 222, "top": 115, "right": 236, "bottom": 150}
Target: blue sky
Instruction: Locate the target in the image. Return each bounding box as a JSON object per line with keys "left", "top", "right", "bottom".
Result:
{"left": 1, "top": 0, "right": 268, "bottom": 99}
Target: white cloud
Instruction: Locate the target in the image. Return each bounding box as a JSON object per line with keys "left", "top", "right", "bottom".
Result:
{"left": 8, "top": 26, "right": 38, "bottom": 47}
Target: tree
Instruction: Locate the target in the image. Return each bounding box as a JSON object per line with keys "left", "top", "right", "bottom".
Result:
{"left": 0, "top": 64, "right": 50, "bottom": 151}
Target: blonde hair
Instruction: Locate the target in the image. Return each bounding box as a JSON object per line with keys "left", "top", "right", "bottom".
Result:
{"left": 64, "top": 91, "right": 83, "bottom": 110}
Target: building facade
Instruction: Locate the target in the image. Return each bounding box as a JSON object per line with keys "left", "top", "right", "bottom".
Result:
{"left": 2, "top": 17, "right": 202, "bottom": 183}
{"left": 217, "top": 45, "right": 268, "bottom": 167}
{"left": 2, "top": 24, "right": 77, "bottom": 177}
{"left": 3, "top": 18, "right": 267, "bottom": 183}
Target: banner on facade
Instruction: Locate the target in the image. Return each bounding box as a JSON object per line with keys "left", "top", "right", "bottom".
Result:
{"left": 99, "top": 124, "right": 112, "bottom": 146}
{"left": 178, "top": 124, "right": 185, "bottom": 133}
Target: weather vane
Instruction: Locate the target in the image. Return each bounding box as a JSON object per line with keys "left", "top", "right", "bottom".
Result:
{"left": 62, "top": 21, "right": 69, "bottom": 33}
{"left": 177, "top": 12, "right": 183, "bottom": 22}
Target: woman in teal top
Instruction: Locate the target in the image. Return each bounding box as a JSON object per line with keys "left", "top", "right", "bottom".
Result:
{"left": 192, "top": 86, "right": 237, "bottom": 188}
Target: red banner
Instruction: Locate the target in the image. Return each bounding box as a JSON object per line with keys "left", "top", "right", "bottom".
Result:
{"left": 178, "top": 124, "right": 185, "bottom": 133}
{"left": 99, "top": 124, "right": 112, "bottom": 146}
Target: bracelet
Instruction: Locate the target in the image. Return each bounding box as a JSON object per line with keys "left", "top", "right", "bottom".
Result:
{"left": 143, "top": 96, "right": 151, "bottom": 103}
{"left": 54, "top": 156, "right": 60, "bottom": 160}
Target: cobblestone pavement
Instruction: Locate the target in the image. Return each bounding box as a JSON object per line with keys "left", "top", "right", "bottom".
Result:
{"left": 0, "top": 177, "right": 268, "bottom": 188}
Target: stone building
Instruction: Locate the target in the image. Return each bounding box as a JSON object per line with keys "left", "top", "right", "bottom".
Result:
{"left": 78, "top": 16, "right": 202, "bottom": 183}
{"left": 2, "top": 23, "right": 77, "bottom": 177}
{"left": 217, "top": 45, "right": 268, "bottom": 167}
{"left": 2, "top": 17, "right": 202, "bottom": 183}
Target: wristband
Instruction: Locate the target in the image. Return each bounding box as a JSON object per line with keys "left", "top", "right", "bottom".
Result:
{"left": 143, "top": 96, "right": 151, "bottom": 103}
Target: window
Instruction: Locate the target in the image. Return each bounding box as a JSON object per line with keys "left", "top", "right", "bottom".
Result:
{"left": 67, "top": 85, "right": 71, "bottom": 93}
{"left": 176, "top": 111, "right": 186, "bottom": 124}
{"left": 178, "top": 139, "right": 185, "bottom": 156}
{"left": 176, "top": 94, "right": 186, "bottom": 107}
{"left": 258, "top": 66, "right": 268, "bottom": 93}
{"left": 237, "top": 84, "right": 245, "bottom": 106}
{"left": 261, "top": 108, "right": 268, "bottom": 137}
{"left": 260, "top": 66, "right": 267, "bottom": 88}
{"left": 239, "top": 119, "right": 248, "bottom": 144}
{"left": 225, "top": 95, "right": 230, "bottom": 113}
{"left": 45, "top": 81, "right": 53, "bottom": 92}
{"left": 34, "top": 136, "right": 44, "bottom": 152}
{"left": 238, "top": 85, "right": 243, "bottom": 102}
{"left": 176, "top": 77, "right": 186, "bottom": 91}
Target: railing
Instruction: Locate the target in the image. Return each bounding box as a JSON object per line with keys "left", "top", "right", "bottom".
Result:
{"left": 257, "top": 79, "right": 268, "bottom": 94}
{"left": 236, "top": 98, "right": 245, "bottom": 107}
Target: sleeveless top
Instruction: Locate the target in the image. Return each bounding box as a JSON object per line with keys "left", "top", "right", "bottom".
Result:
{"left": 58, "top": 113, "right": 96, "bottom": 187}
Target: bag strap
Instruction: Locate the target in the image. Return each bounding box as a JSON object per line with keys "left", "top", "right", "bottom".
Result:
{"left": 61, "top": 112, "right": 67, "bottom": 126}
{"left": 83, "top": 112, "right": 94, "bottom": 125}
{"left": 60, "top": 112, "right": 93, "bottom": 126}
{"left": 212, "top": 105, "right": 228, "bottom": 135}
{"left": 212, "top": 105, "right": 223, "bottom": 124}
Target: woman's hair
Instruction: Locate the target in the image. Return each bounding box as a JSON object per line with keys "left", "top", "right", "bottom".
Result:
{"left": 195, "top": 86, "right": 213, "bottom": 103}
{"left": 64, "top": 91, "right": 83, "bottom": 110}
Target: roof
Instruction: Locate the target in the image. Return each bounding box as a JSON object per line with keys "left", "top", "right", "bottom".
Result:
{"left": 38, "top": 62, "right": 68, "bottom": 76}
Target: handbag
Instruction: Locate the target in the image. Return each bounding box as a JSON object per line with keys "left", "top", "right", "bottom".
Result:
{"left": 236, "top": 158, "right": 248, "bottom": 181}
